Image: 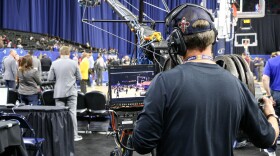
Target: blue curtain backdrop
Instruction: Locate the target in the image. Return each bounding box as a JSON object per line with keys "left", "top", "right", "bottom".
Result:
{"left": 0, "top": 0, "right": 217, "bottom": 57}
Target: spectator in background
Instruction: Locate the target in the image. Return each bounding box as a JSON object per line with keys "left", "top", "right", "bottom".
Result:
{"left": 271, "top": 52, "right": 278, "bottom": 58}
{"left": 14, "top": 54, "right": 20, "bottom": 65}
{"left": 41, "top": 54, "right": 52, "bottom": 71}
{"left": 95, "top": 53, "right": 106, "bottom": 86}
{"left": 102, "top": 48, "right": 107, "bottom": 54}
{"left": 16, "top": 38, "right": 23, "bottom": 49}
{"left": 53, "top": 43, "right": 59, "bottom": 51}
{"left": 122, "top": 55, "right": 130, "bottom": 65}
{"left": 78, "top": 55, "right": 82, "bottom": 64}
{"left": 29, "top": 36, "right": 34, "bottom": 41}
{"left": 87, "top": 52, "right": 95, "bottom": 86}
{"left": 48, "top": 46, "right": 83, "bottom": 141}
{"left": 111, "top": 57, "right": 120, "bottom": 66}
{"left": 262, "top": 51, "right": 280, "bottom": 155}
{"left": 79, "top": 52, "right": 89, "bottom": 93}
{"left": 3, "top": 49, "right": 18, "bottom": 88}
{"left": 107, "top": 56, "right": 120, "bottom": 66}
{"left": 36, "top": 40, "right": 41, "bottom": 47}
{"left": 28, "top": 50, "right": 42, "bottom": 75}
{"left": 271, "top": 52, "right": 276, "bottom": 58}
{"left": 72, "top": 53, "right": 79, "bottom": 65}
{"left": 242, "top": 52, "right": 250, "bottom": 65}
{"left": 255, "top": 58, "right": 264, "bottom": 82}
{"left": 254, "top": 57, "right": 260, "bottom": 80}
{"left": 0, "top": 35, "right": 4, "bottom": 48}
{"left": 249, "top": 57, "right": 255, "bottom": 75}
{"left": 18, "top": 55, "right": 41, "bottom": 105}
{"left": 7, "top": 41, "right": 12, "bottom": 48}
{"left": 86, "top": 42, "right": 90, "bottom": 49}
{"left": 106, "top": 57, "right": 113, "bottom": 65}
{"left": 2, "top": 35, "right": 8, "bottom": 45}
{"left": 263, "top": 51, "right": 280, "bottom": 115}
{"left": 47, "top": 45, "right": 53, "bottom": 51}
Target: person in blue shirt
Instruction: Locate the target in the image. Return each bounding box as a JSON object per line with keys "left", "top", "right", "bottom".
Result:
{"left": 263, "top": 52, "right": 280, "bottom": 116}
{"left": 262, "top": 51, "right": 280, "bottom": 155}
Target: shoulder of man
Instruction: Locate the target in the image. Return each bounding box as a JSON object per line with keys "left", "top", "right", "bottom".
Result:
{"left": 68, "top": 59, "right": 79, "bottom": 67}
{"left": 51, "top": 59, "right": 60, "bottom": 65}
{"left": 3, "top": 57, "right": 7, "bottom": 63}
{"left": 34, "top": 57, "right": 40, "bottom": 62}
{"left": 272, "top": 56, "right": 280, "bottom": 61}
{"left": 5, "top": 56, "right": 12, "bottom": 61}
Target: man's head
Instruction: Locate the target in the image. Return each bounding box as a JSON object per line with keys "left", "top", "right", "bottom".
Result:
{"left": 42, "top": 54, "right": 47, "bottom": 58}
{"left": 28, "top": 50, "right": 34, "bottom": 56}
{"left": 165, "top": 4, "right": 217, "bottom": 55}
{"left": 10, "top": 49, "right": 17, "bottom": 57}
{"left": 98, "top": 53, "right": 102, "bottom": 58}
{"left": 82, "top": 52, "right": 88, "bottom": 59}
{"left": 86, "top": 53, "right": 91, "bottom": 58}
{"left": 59, "top": 46, "right": 70, "bottom": 56}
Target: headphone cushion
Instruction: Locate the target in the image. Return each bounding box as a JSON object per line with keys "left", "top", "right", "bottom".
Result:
{"left": 169, "top": 28, "right": 187, "bottom": 56}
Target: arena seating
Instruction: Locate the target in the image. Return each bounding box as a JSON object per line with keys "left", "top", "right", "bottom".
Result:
{"left": 0, "top": 29, "right": 92, "bottom": 52}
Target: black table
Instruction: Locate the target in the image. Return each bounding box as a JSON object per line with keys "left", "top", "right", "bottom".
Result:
{"left": 0, "top": 120, "right": 27, "bottom": 156}
{"left": 0, "top": 105, "right": 75, "bottom": 156}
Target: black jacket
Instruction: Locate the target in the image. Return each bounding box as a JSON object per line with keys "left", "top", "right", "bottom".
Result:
{"left": 40, "top": 57, "right": 52, "bottom": 71}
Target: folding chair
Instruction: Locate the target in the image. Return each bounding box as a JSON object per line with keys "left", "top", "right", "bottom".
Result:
{"left": 0, "top": 113, "right": 45, "bottom": 156}
{"left": 77, "top": 92, "right": 90, "bottom": 132}
{"left": 41, "top": 90, "right": 55, "bottom": 106}
{"left": 7, "top": 88, "right": 19, "bottom": 104}
{"left": 84, "top": 91, "right": 109, "bottom": 132}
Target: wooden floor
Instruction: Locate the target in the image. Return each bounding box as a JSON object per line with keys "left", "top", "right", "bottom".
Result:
{"left": 87, "top": 84, "right": 108, "bottom": 95}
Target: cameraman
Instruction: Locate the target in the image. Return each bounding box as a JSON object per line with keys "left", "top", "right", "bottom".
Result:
{"left": 132, "top": 4, "right": 279, "bottom": 156}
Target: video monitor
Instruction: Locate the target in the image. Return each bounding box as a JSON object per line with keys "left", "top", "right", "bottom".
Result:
{"left": 108, "top": 65, "right": 156, "bottom": 107}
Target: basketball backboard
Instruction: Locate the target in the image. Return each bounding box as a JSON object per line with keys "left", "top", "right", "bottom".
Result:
{"left": 235, "top": 0, "right": 265, "bottom": 18}
{"left": 234, "top": 33, "right": 258, "bottom": 47}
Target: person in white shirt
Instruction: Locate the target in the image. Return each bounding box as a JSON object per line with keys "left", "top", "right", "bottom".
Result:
{"left": 72, "top": 53, "right": 79, "bottom": 65}
{"left": 87, "top": 52, "right": 95, "bottom": 86}
{"left": 95, "top": 53, "right": 106, "bottom": 86}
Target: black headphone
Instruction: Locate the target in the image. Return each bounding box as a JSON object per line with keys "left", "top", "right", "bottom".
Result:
{"left": 165, "top": 3, "right": 218, "bottom": 56}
